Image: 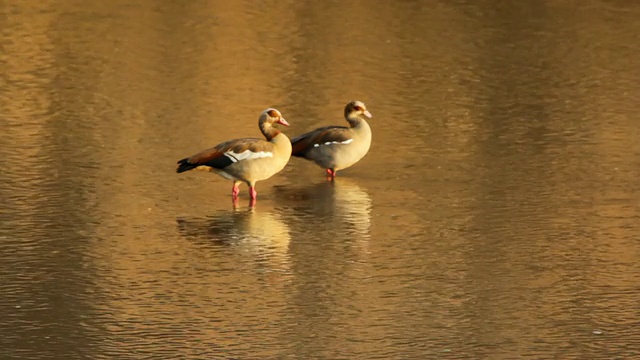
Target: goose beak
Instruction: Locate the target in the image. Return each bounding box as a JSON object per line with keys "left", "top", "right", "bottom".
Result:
{"left": 363, "top": 110, "right": 372, "bottom": 118}
{"left": 277, "top": 118, "right": 290, "bottom": 126}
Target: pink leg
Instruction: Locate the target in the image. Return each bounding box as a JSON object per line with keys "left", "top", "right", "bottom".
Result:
{"left": 325, "top": 168, "right": 336, "bottom": 180}
{"left": 231, "top": 182, "right": 240, "bottom": 200}
{"left": 249, "top": 186, "right": 257, "bottom": 200}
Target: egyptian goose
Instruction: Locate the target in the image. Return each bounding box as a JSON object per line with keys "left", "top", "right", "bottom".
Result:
{"left": 291, "top": 101, "right": 372, "bottom": 179}
{"left": 176, "top": 108, "right": 291, "bottom": 203}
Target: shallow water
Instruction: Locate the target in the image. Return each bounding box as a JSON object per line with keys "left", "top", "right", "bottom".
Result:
{"left": 2, "top": 1, "right": 640, "bottom": 359}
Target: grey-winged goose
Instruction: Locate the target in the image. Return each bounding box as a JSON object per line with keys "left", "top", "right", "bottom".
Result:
{"left": 291, "top": 101, "right": 372, "bottom": 179}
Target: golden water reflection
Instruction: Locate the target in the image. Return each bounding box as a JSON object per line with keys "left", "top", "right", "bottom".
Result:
{"left": 2, "top": 0, "right": 640, "bottom": 359}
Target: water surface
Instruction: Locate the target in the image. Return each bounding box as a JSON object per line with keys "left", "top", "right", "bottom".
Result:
{"left": 2, "top": 1, "right": 640, "bottom": 359}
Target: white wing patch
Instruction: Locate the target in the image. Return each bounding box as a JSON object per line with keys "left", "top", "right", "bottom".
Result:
{"left": 313, "top": 139, "right": 354, "bottom": 148}
{"left": 224, "top": 150, "right": 273, "bottom": 163}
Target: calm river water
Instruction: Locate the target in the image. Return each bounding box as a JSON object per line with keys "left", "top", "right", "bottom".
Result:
{"left": 1, "top": 1, "right": 640, "bottom": 359}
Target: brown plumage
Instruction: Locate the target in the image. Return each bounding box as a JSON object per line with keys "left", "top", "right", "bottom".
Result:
{"left": 291, "top": 101, "right": 372, "bottom": 179}
{"left": 177, "top": 108, "right": 291, "bottom": 203}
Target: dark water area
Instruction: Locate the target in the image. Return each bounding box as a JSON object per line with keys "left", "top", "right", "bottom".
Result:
{"left": 1, "top": 1, "right": 639, "bottom": 358}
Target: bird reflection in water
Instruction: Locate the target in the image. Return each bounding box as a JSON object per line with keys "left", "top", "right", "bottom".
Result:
{"left": 176, "top": 207, "right": 291, "bottom": 270}
{"left": 275, "top": 178, "right": 372, "bottom": 250}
